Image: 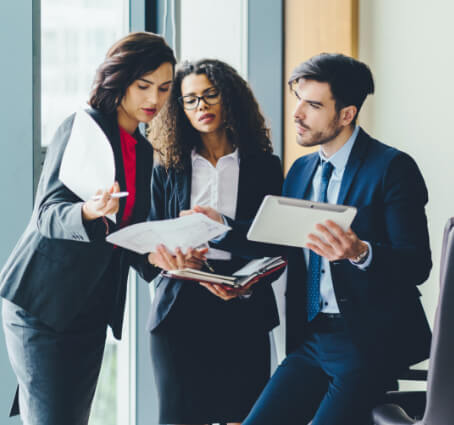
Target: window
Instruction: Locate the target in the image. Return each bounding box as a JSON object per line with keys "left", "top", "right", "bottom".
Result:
{"left": 90, "top": 273, "right": 136, "bottom": 425}
{"left": 41, "top": 0, "right": 128, "bottom": 146}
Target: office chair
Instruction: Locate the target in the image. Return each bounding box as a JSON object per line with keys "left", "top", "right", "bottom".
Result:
{"left": 372, "top": 217, "right": 454, "bottom": 425}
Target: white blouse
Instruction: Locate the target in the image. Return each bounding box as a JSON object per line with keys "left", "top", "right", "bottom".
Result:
{"left": 190, "top": 148, "right": 240, "bottom": 260}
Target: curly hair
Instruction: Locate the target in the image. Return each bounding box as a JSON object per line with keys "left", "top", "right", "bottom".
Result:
{"left": 89, "top": 32, "right": 176, "bottom": 114}
{"left": 149, "top": 59, "right": 273, "bottom": 170}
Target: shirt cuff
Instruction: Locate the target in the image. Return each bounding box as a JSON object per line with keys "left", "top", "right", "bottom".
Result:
{"left": 350, "top": 241, "right": 372, "bottom": 270}
{"left": 239, "top": 289, "right": 253, "bottom": 300}
{"left": 210, "top": 215, "right": 230, "bottom": 243}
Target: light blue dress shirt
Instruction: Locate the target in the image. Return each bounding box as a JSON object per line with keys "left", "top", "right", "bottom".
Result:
{"left": 304, "top": 126, "right": 372, "bottom": 313}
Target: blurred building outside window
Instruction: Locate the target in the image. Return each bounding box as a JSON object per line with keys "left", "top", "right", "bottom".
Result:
{"left": 41, "top": 0, "right": 128, "bottom": 146}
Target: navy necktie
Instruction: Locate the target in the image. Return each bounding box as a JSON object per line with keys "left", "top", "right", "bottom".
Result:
{"left": 306, "top": 160, "right": 334, "bottom": 321}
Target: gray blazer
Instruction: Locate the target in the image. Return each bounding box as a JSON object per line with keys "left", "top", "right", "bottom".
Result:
{"left": 0, "top": 108, "right": 156, "bottom": 337}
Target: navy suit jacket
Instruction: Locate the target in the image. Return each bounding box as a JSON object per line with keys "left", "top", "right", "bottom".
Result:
{"left": 147, "top": 152, "right": 284, "bottom": 333}
{"left": 0, "top": 108, "right": 156, "bottom": 338}
{"left": 284, "top": 128, "right": 432, "bottom": 369}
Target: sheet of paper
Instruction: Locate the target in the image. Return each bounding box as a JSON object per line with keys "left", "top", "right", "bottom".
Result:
{"left": 59, "top": 109, "right": 116, "bottom": 222}
{"left": 106, "top": 213, "right": 231, "bottom": 254}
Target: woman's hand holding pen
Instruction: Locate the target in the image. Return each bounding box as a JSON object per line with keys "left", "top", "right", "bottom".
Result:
{"left": 148, "top": 245, "right": 209, "bottom": 271}
{"left": 82, "top": 182, "right": 121, "bottom": 221}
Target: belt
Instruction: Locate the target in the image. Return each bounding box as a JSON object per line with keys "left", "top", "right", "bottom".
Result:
{"left": 308, "top": 312, "right": 345, "bottom": 332}
{"left": 319, "top": 312, "right": 342, "bottom": 319}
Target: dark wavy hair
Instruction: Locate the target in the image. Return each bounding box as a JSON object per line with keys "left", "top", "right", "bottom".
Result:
{"left": 289, "top": 53, "right": 374, "bottom": 124}
{"left": 89, "top": 32, "right": 176, "bottom": 114}
{"left": 149, "top": 59, "right": 273, "bottom": 170}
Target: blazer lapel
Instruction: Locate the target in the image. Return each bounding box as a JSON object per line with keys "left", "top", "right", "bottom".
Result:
{"left": 131, "top": 132, "right": 152, "bottom": 223}
{"left": 85, "top": 108, "right": 127, "bottom": 225}
{"left": 336, "top": 129, "right": 369, "bottom": 205}
{"left": 175, "top": 163, "right": 192, "bottom": 212}
{"left": 111, "top": 124, "right": 127, "bottom": 224}
{"left": 294, "top": 154, "right": 319, "bottom": 200}
{"left": 235, "top": 155, "right": 250, "bottom": 219}
{"left": 235, "top": 153, "right": 263, "bottom": 219}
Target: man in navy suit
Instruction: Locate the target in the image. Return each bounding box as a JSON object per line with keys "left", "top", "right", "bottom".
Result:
{"left": 242, "top": 54, "right": 432, "bottom": 424}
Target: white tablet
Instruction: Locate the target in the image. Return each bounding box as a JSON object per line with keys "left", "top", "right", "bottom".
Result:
{"left": 247, "top": 195, "right": 357, "bottom": 248}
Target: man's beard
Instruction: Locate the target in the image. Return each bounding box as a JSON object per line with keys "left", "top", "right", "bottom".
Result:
{"left": 296, "top": 114, "right": 342, "bottom": 148}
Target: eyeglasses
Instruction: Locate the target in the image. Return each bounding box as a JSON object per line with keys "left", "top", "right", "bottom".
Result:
{"left": 178, "top": 89, "right": 221, "bottom": 110}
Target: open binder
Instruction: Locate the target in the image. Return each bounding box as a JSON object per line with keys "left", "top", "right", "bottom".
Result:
{"left": 161, "top": 256, "right": 287, "bottom": 288}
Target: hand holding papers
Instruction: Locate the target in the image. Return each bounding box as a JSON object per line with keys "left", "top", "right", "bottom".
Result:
{"left": 59, "top": 110, "right": 117, "bottom": 222}
{"left": 59, "top": 110, "right": 116, "bottom": 201}
{"left": 162, "top": 256, "right": 287, "bottom": 288}
{"left": 105, "top": 213, "right": 231, "bottom": 254}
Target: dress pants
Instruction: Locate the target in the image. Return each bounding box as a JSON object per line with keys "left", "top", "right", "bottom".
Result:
{"left": 2, "top": 299, "right": 108, "bottom": 425}
{"left": 242, "top": 314, "right": 397, "bottom": 425}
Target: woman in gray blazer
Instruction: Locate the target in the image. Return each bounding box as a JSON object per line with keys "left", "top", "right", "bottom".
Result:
{"left": 0, "top": 32, "right": 175, "bottom": 425}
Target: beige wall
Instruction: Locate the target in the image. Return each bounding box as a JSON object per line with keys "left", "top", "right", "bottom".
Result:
{"left": 284, "top": 0, "right": 358, "bottom": 173}
{"left": 358, "top": 0, "right": 454, "bottom": 324}
{"left": 358, "top": 1, "right": 454, "bottom": 382}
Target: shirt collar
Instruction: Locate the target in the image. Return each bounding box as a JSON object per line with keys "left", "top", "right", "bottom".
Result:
{"left": 318, "top": 125, "right": 360, "bottom": 173}
{"left": 119, "top": 126, "right": 138, "bottom": 145}
{"left": 191, "top": 147, "right": 240, "bottom": 165}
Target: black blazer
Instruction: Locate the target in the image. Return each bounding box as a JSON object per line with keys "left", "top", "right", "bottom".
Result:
{"left": 147, "top": 151, "right": 284, "bottom": 333}
{"left": 0, "top": 108, "right": 156, "bottom": 338}
{"left": 283, "top": 129, "right": 432, "bottom": 369}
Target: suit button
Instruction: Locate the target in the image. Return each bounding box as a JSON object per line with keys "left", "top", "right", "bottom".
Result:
{"left": 339, "top": 298, "right": 348, "bottom": 303}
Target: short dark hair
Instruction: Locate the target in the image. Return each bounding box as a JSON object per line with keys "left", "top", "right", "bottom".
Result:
{"left": 149, "top": 59, "right": 273, "bottom": 170}
{"left": 288, "top": 53, "right": 374, "bottom": 123}
{"left": 89, "top": 32, "right": 176, "bottom": 114}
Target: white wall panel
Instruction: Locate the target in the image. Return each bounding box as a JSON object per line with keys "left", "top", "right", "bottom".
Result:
{"left": 358, "top": 0, "right": 454, "bottom": 390}
{"left": 179, "top": 0, "right": 248, "bottom": 77}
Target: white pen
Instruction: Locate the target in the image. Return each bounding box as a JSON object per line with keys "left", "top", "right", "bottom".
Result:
{"left": 92, "top": 191, "right": 129, "bottom": 201}
{"left": 203, "top": 259, "right": 215, "bottom": 273}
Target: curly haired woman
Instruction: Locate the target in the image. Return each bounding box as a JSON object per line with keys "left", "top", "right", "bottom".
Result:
{"left": 146, "top": 59, "right": 284, "bottom": 425}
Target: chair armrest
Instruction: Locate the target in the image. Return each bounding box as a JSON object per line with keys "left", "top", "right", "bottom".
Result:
{"left": 372, "top": 404, "right": 416, "bottom": 425}
{"left": 383, "top": 391, "right": 426, "bottom": 420}
{"left": 398, "top": 369, "right": 428, "bottom": 381}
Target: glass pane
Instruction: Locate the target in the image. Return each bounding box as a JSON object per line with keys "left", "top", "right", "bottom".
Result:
{"left": 88, "top": 282, "right": 134, "bottom": 425}
{"left": 41, "top": 0, "right": 129, "bottom": 146}
{"left": 90, "top": 335, "right": 118, "bottom": 425}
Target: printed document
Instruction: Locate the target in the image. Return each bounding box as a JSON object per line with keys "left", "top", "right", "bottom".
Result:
{"left": 106, "top": 213, "right": 231, "bottom": 254}
{"left": 59, "top": 109, "right": 116, "bottom": 221}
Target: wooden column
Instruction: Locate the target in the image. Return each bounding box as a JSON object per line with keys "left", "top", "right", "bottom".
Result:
{"left": 283, "top": 0, "right": 358, "bottom": 173}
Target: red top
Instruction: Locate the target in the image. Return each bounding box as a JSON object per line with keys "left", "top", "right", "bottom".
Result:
{"left": 119, "top": 126, "right": 137, "bottom": 227}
